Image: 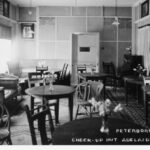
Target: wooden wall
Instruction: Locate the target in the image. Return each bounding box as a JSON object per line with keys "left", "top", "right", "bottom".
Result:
{"left": 16, "top": 6, "right": 132, "bottom": 70}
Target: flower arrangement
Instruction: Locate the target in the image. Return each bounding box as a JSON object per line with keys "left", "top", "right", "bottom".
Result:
{"left": 89, "top": 98, "right": 123, "bottom": 133}
{"left": 44, "top": 73, "right": 57, "bottom": 91}
{"left": 38, "top": 60, "right": 46, "bottom": 67}
{"left": 133, "top": 64, "right": 146, "bottom": 77}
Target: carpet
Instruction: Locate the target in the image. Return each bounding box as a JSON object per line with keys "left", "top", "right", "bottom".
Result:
{"left": 106, "top": 87, "right": 148, "bottom": 128}
{"left": 3, "top": 86, "right": 150, "bottom": 145}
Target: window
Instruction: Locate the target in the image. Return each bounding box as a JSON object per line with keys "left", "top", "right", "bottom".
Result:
{"left": 0, "top": 39, "right": 11, "bottom": 73}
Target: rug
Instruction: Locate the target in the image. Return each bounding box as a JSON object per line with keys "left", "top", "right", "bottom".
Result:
{"left": 106, "top": 87, "right": 148, "bottom": 128}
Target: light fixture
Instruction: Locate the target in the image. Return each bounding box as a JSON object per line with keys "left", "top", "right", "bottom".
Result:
{"left": 28, "top": 0, "right": 32, "bottom": 15}
{"left": 112, "top": 0, "right": 120, "bottom": 26}
{"left": 27, "top": 0, "right": 34, "bottom": 35}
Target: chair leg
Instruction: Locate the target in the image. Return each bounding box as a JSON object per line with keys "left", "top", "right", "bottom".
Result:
{"left": 75, "top": 105, "right": 79, "bottom": 120}
{"left": 89, "top": 106, "right": 92, "bottom": 118}
{"left": 55, "top": 99, "right": 59, "bottom": 124}
{"left": 7, "top": 136, "right": 12, "bottom": 145}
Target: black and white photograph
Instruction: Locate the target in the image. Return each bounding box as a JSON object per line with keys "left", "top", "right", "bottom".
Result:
{"left": 0, "top": 0, "right": 150, "bottom": 148}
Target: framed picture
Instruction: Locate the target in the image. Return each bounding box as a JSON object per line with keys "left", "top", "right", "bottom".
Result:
{"left": 141, "top": 0, "right": 149, "bottom": 18}
{"left": 3, "top": 0, "right": 9, "bottom": 17}
{"left": 21, "top": 23, "right": 35, "bottom": 39}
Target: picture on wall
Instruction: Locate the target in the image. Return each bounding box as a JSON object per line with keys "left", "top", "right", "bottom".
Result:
{"left": 3, "top": 0, "right": 9, "bottom": 17}
{"left": 141, "top": 0, "right": 149, "bottom": 18}
{"left": 21, "top": 23, "right": 35, "bottom": 39}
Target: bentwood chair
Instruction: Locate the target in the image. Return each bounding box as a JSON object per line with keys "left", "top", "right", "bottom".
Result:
{"left": 75, "top": 81, "right": 104, "bottom": 119}
{"left": 27, "top": 72, "right": 59, "bottom": 124}
{"left": 24, "top": 105, "right": 54, "bottom": 145}
{"left": 77, "top": 64, "right": 87, "bottom": 84}
{"left": 0, "top": 104, "right": 12, "bottom": 145}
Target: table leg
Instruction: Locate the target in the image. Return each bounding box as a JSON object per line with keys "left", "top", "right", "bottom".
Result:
{"left": 55, "top": 99, "right": 59, "bottom": 124}
{"left": 30, "top": 96, "right": 34, "bottom": 115}
{"left": 68, "top": 94, "right": 74, "bottom": 121}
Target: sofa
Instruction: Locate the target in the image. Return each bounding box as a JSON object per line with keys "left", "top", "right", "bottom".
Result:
{"left": 0, "top": 74, "right": 19, "bottom": 106}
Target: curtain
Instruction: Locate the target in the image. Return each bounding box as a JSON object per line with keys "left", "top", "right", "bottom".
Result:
{"left": 137, "top": 26, "right": 150, "bottom": 75}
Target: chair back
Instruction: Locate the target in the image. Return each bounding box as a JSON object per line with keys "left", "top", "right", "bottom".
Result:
{"left": 88, "top": 81, "right": 104, "bottom": 101}
{"left": 60, "top": 63, "right": 68, "bottom": 79}
{"left": 76, "top": 82, "right": 91, "bottom": 101}
{"left": 24, "top": 105, "right": 54, "bottom": 145}
{"left": 102, "top": 61, "right": 116, "bottom": 75}
{"left": 0, "top": 104, "right": 11, "bottom": 144}
{"left": 36, "top": 66, "right": 48, "bottom": 74}
{"left": 77, "top": 64, "right": 87, "bottom": 73}
{"left": 143, "top": 76, "right": 150, "bottom": 85}
{"left": 28, "top": 72, "right": 43, "bottom": 88}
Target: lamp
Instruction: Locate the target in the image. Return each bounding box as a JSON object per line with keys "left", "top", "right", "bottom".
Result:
{"left": 28, "top": 0, "right": 32, "bottom": 15}
{"left": 27, "top": 0, "right": 34, "bottom": 35}
{"left": 112, "top": 0, "right": 120, "bottom": 26}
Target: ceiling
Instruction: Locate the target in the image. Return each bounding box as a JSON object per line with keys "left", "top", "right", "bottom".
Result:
{"left": 8, "top": 0, "right": 139, "bottom": 7}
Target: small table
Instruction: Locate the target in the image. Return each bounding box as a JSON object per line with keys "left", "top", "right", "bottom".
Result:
{"left": 25, "top": 85, "right": 75, "bottom": 121}
{"left": 52, "top": 117, "right": 147, "bottom": 145}
{"left": 78, "top": 73, "right": 109, "bottom": 99}
{"left": 123, "top": 76, "right": 143, "bottom": 105}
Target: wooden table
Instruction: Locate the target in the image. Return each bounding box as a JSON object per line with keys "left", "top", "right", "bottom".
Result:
{"left": 78, "top": 73, "right": 110, "bottom": 99}
{"left": 25, "top": 85, "right": 75, "bottom": 121}
{"left": 123, "top": 76, "right": 143, "bottom": 105}
{"left": 52, "top": 117, "right": 147, "bottom": 145}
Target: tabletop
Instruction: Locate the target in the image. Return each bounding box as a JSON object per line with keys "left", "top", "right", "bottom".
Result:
{"left": 25, "top": 85, "right": 75, "bottom": 121}
{"left": 79, "top": 72, "right": 110, "bottom": 78}
{"left": 123, "top": 75, "right": 143, "bottom": 85}
{"left": 25, "top": 85, "right": 75, "bottom": 98}
{"left": 52, "top": 117, "right": 148, "bottom": 145}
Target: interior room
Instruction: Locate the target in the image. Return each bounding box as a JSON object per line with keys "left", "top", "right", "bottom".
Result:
{"left": 0, "top": 0, "right": 150, "bottom": 145}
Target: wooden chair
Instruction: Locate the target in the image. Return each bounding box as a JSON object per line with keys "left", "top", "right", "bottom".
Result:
{"left": 24, "top": 105, "right": 54, "bottom": 145}
{"left": 77, "top": 64, "right": 87, "bottom": 84}
{"left": 142, "top": 76, "right": 150, "bottom": 125}
{"left": 36, "top": 66, "right": 48, "bottom": 75}
{"left": 0, "top": 104, "right": 12, "bottom": 145}
{"left": 27, "top": 72, "right": 59, "bottom": 124}
{"left": 75, "top": 81, "right": 103, "bottom": 119}
{"left": 77, "top": 64, "right": 87, "bottom": 73}
{"left": 102, "top": 61, "right": 121, "bottom": 90}
{"left": 54, "top": 63, "right": 69, "bottom": 85}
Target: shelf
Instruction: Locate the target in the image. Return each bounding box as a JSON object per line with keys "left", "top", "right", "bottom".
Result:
{"left": 134, "top": 15, "right": 150, "bottom": 24}
{"left": 0, "top": 15, "right": 16, "bottom": 23}
{"left": 0, "top": 14, "right": 17, "bottom": 26}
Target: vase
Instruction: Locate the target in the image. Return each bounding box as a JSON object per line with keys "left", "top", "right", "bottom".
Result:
{"left": 49, "top": 81, "right": 54, "bottom": 91}
{"left": 138, "top": 73, "right": 143, "bottom": 79}
{"left": 100, "top": 115, "right": 109, "bottom": 134}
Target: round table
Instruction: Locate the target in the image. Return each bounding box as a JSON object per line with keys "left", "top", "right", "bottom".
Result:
{"left": 52, "top": 117, "right": 149, "bottom": 145}
{"left": 25, "top": 85, "right": 75, "bottom": 121}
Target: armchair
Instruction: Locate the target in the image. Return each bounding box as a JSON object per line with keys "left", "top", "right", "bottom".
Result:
{"left": 0, "top": 74, "right": 21, "bottom": 115}
{"left": 7, "top": 61, "right": 22, "bottom": 78}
